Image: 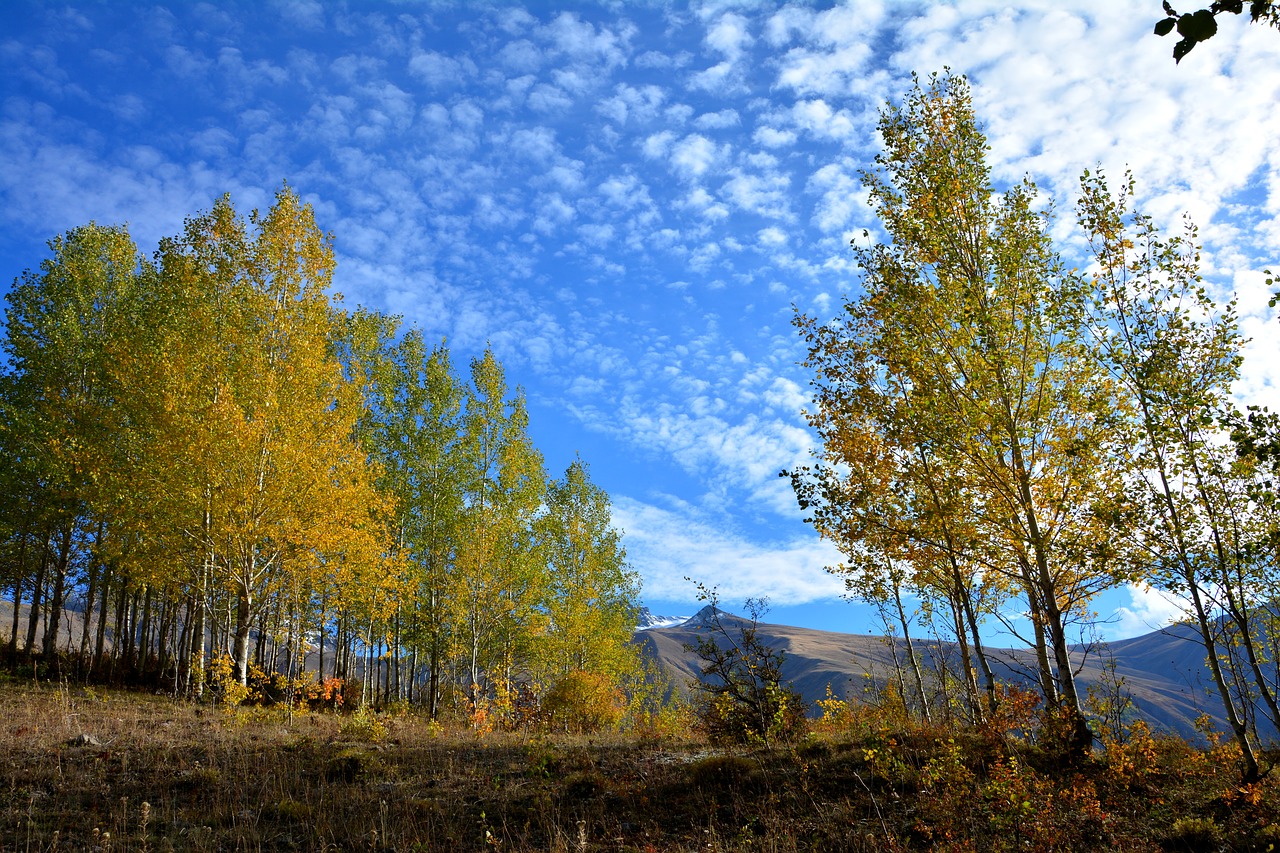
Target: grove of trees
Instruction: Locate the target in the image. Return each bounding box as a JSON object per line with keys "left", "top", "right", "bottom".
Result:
{"left": 0, "top": 185, "right": 641, "bottom": 719}
{"left": 789, "top": 72, "right": 1280, "bottom": 777}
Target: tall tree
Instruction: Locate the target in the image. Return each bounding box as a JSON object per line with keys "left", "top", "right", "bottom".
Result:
{"left": 2, "top": 223, "right": 143, "bottom": 668}
{"left": 793, "top": 73, "right": 1128, "bottom": 756}
{"left": 455, "top": 350, "right": 546, "bottom": 707}
{"left": 536, "top": 457, "right": 640, "bottom": 681}
{"left": 1078, "top": 169, "right": 1266, "bottom": 780}
{"left": 362, "top": 327, "right": 468, "bottom": 716}
{"left": 137, "top": 186, "right": 391, "bottom": 686}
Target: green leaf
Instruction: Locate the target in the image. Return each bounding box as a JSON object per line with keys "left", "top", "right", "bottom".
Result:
{"left": 1155, "top": 17, "right": 1178, "bottom": 35}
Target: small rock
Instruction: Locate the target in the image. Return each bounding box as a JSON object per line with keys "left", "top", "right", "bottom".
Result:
{"left": 67, "top": 734, "right": 102, "bottom": 747}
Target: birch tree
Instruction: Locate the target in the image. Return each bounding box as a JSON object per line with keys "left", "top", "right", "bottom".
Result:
{"left": 1078, "top": 169, "right": 1266, "bottom": 779}
{"left": 536, "top": 457, "right": 639, "bottom": 680}
{"left": 793, "top": 73, "right": 1129, "bottom": 755}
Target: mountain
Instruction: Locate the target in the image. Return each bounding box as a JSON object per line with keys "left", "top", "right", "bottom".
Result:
{"left": 634, "top": 606, "right": 690, "bottom": 631}
{"left": 635, "top": 611, "right": 1267, "bottom": 743}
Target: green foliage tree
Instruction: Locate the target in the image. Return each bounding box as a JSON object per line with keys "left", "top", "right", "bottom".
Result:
{"left": 456, "top": 349, "right": 547, "bottom": 708}
{"left": 2, "top": 223, "right": 144, "bottom": 671}
{"left": 1077, "top": 168, "right": 1270, "bottom": 779}
{"left": 360, "top": 326, "right": 469, "bottom": 716}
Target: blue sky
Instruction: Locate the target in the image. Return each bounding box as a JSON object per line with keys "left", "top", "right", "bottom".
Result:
{"left": 3, "top": 1, "right": 1279, "bottom": 642}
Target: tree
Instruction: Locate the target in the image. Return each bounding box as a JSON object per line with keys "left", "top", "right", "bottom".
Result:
{"left": 1154, "top": 1, "right": 1279, "bottom": 61}
{"left": 455, "top": 349, "right": 546, "bottom": 708}
{"left": 2, "top": 223, "right": 144, "bottom": 670}
{"left": 536, "top": 457, "right": 639, "bottom": 681}
{"left": 135, "top": 186, "right": 392, "bottom": 687}
{"left": 361, "top": 326, "right": 469, "bottom": 716}
{"left": 787, "top": 313, "right": 1003, "bottom": 724}
{"left": 1079, "top": 169, "right": 1269, "bottom": 779}
{"left": 792, "top": 73, "right": 1130, "bottom": 757}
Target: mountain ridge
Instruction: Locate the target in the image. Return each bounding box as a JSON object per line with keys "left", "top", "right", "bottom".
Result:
{"left": 635, "top": 609, "right": 1265, "bottom": 743}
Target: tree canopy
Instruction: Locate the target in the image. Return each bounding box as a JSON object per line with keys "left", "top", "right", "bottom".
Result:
{"left": 792, "top": 72, "right": 1279, "bottom": 775}
{"left": 2, "top": 185, "right": 641, "bottom": 724}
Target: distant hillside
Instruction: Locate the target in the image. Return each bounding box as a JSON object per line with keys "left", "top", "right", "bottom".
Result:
{"left": 635, "top": 607, "right": 1263, "bottom": 743}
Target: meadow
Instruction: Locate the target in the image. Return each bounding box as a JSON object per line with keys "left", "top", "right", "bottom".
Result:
{"left": 3, "top": 675, "right": 1279, "bottom": 852}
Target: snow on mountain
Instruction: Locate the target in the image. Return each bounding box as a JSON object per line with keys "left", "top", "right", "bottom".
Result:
{"left": 634, "top": 606, "right": 690, "bottom": 631}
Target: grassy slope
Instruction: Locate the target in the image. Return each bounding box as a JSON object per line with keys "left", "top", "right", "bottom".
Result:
{"left": 3, "top": 679, "right": 1279, "bottom": 852}
{"left": 639, "top": 615, "right": 1257, "bottom": 743}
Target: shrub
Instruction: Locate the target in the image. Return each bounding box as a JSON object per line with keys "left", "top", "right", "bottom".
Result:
{"left": 689, "top": 754, "right": 761, "bottom": 791}
{"left": 208, "top": 654, "right": 250, "bottom": 709}
{"left": 1162, "top": 816, "right": 1224, "bottom": 852}
{"left": 542, "top": 670, "right": 623, "bottom": 734}
{"left": 686, "top": 592, "right": 807, "bottom": 746}
{"left": 339, "top": 705, "right": 387, "bottom": 743}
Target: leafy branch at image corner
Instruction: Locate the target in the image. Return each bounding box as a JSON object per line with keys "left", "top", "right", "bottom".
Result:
{"left": 1154, "top": 0, "right": 1279, "bottom": 62}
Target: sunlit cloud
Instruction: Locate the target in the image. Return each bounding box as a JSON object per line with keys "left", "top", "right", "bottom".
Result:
{"left": 613, "top": 495, "right": 845, "bottom": 604}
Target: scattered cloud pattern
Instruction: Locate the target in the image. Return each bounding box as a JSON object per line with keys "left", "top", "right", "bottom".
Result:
{"left": 3, "top": 2, "right": 1279, "bottom": 637}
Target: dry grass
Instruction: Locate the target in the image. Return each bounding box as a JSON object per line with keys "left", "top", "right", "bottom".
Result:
{"left": 3, "top": 675, "right": 1280, "bottom": 851}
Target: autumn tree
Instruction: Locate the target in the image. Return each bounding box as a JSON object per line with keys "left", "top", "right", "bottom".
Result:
{"left": 536, "top": 457, "right": 639, "bottom": 681}
{"left": 133, "top": 186, "right": 392, "bottom": 687}
{"left": 1078, "top": 169, "right": 1273, "bottom": 780}
{"left": 792, "top": 73, "right": 1130, "bottom": 756}
{"left": 1, "top": 186, "right": 641, "bottom": 715}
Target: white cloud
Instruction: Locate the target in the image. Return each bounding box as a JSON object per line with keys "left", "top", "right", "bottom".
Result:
{"left": 497, "top": 39, "right": 543, "bottom": 73}
{"left": 690, "top": 12, "right": 754, "bottom": 93}
{"left": 540, "top": 12, "right": 633, "bottom": 71}
{"left": 722, "top": 168, "right": 792, "bottom": 220}
{"left": 753, "top": 126, "right": 796, "bottom": 148}
{"left": 789, "top": 99, "right": 858, "bottom": 141}
{"left": 1109, "top": 583, "right": 1189, "bottom": 640}
{"left": 704, "top": 12, "right": 752, "bottom": 59}
{"left": 273, "top": 0, "right": 325, "bottom": 32}
{"left": 614, "top": 495, "right": 846, "bottom": 604}
{"left": 758, "top": 226, "right": 786, "bottom": 247}
{"left": 694, "top": 108, "right": 740, "bottom": 130}
{"left": 527, "top": 82, "right": 573, "bottom": 113}
{"left": 670, "top": 133, "right": 724, "bottom": 178}
{"left": 598, "top": 83, "right": 666, "bottom": 125}
{"left": 407, "top": 50, "right": 471, "bottom": 87}
{"left": 641, "top": 130, "right": 675, "bottom": 159}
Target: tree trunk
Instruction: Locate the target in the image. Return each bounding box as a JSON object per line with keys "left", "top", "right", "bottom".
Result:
{"left": 176, "top": 596, "right": 192, "bottom": 695}
{"left": 137, "top": 586, "right": 154, "bottom": 675}
{"left": 93, "top": 567, "right": 110, "bottom": 672}
{"left": 9, "top": 573, "right": 23, "bottom": 655}
{"left": 78, "top": 534, "right": 101, "bottom": 679}
{"left": 41, "top": 523, "right": 74, "bottom": 666}
{"left": 893, "top": 582, "right": 932, "bottom": 725}
{"left": 24, "top": 536, "right": 49, "bottom": 656}
{"left": 233, "top": 579, "right": 254, "bottom": 687}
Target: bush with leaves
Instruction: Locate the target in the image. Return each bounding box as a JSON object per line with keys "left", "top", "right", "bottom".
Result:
{"left": 684, "top": 588, "right": 807, "bottom": 745}
{"left": 542, "top": 670, "right": 623, "bottom": 734}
